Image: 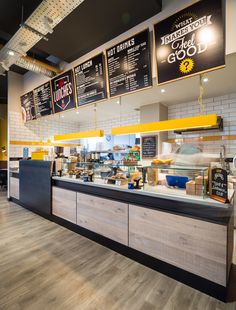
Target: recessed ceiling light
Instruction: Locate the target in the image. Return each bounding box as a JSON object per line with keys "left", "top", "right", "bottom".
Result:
{"left": 76, "top": 110, "right": 80, "bottom": 114}
{"left": 8, "top": 50, "right": 15, "bottom": 56}
{"left": 161, "top": 89, "right": 166, "bottom": 93}
{"left": 61, "top": 115, "right": 65, "bottom": 118}
{"left": 116, "top": 100, "right": 120, "bottom": 104}
{"left": 203, "top": 77, "right": 209, "bottom": 83}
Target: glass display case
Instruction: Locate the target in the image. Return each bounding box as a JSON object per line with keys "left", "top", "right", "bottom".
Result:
{"left": 58, "top": 161, "right": 143, "bottom": 187}
{"left": 142, "top": 165, "right": 209, "bottom": 199}
{"left": 57, "top": 161, "right": 209, "bottom": 200}
{"left": 94, "top": 163, "right": 143, "bottom": 187}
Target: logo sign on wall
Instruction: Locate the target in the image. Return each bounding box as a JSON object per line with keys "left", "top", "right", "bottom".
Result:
{"left": 74, "top": 53, "right": 107, "bottom": 106}
{"left": 51, "top": 70, "right": 76, "bottom": 113}
{"left": 20, "top": 91, "right": 36, "bottom": 122}
{"left": 154, "top": 0, "right": 225, "bottom": 84}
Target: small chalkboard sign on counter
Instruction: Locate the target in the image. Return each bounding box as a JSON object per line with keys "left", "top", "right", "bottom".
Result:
{"left": 211, "top": 168, "right": 228, "bottom": 203}
{"left": 142, "top": 136, "right": 157, "bottom": 159}
{"left": 74, "top": 53, "right": 107, "bottom": 106}
{"left": 106, "top": 29, "right": 152, "bottom": 97}
{"left": 20, "top": 91, "right": 36, "bottom": 122}
{"left": 34, "top": 82, "right": 53, "bottom": 118}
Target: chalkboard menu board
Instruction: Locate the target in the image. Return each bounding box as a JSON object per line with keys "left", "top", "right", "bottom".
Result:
{"left": 142, "top": 136, "right": 157, "bottom": 159}
{"left": 74, "top": 53, "right": 107, "bottom": 106}
{"left": 211, "top": 168, "right": 228, "bottom": 203}
{"left": 21, "top": 91, "right": 36, "bottom": 122}
{"left": 51, "top": 70, "right": 76, "bottom": 113}
{"left": 34, "top": 82, "right": 53, "bottom": 118}
{"left": 106, "top": 29, "right": 152, "bottom": 97}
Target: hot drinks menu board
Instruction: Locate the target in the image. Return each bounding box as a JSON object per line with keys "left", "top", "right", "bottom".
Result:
{"left": 51, "top": 70, "right": 76, "bottom": 113}
{"left": 106, "top": 29, "right": 152, "bottom": 97}
{"left": 154, "top": 0, "right": 225, "bottom": 84}
{"left": 142, "top": 136, "right": 157, "bottom": 159}
{"left": 74, "top": 53, "right": 107, "bottom": 106}
{"left": 211, "top": 168, "right": 228, "bottom": 203}
{"left": 34, "top": 82, "right": 53, "bottom": 118}
{"left": 21, "top": 91, "right": 36, "bottom": 122}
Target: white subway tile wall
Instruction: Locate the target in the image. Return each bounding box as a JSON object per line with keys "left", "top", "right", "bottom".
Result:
{"left": 78, "top": 112, "right": 140, "bottom": 134}
{"left": 168, "top": 93, "right": 236, "bottom": 155}
{"left": 9, "top": 111, "right": 80, "bottom": 158}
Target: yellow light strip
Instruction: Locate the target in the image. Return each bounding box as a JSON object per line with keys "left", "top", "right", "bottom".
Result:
{"left": 54, "top": 129, "right": 104, "bottom": 141}
{"left": 111, "top": 114, "right": 218, "bottom": 136}
{"left": 10, "top": 141, "right": 80, "bottom": 147}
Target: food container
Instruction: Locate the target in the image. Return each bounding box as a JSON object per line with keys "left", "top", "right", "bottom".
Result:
{"left": 128, "top": 182, "right": 135, "bottom": 189}
{"left": 166, "top": 175, "right": 189, "bottom": 189}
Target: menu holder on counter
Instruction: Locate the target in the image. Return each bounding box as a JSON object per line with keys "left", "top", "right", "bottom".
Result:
{"left": 74, "top": 53, "right": 107, "bottom": 106}
{"left": 142, "top": 136, "right": 157, "bottom": 159}
{"left": 34, "top": 81, "right": 53, "bottom": 118}
{"left": 21, "top": 91, "right": 36, "bottom": 122}
{"left": 51, "top": 70, "right": 77, "bottom": 114}
{"left": 210, "top": 168, "right": 228, "bottom": 203}
{"left": 106, "top": 29, "right": 152, "bottom": 97}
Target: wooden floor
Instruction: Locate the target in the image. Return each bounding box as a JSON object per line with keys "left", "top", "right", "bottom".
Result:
{"left": 0, "top": 192, "right": 236, "bottom": 310}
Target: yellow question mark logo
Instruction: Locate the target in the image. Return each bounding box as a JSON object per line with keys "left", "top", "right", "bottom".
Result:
{"left": 179, "top": 58, "right": 194, "bottom": 74}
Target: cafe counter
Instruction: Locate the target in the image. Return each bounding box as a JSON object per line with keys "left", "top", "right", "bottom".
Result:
{"left": 9, "top": 161, "right": 235, "bottom": 302}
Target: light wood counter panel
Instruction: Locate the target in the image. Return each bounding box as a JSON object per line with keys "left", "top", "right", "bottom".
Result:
{"left": 129, "top": 204, "right": 229, "bottom": 286}
{"left": 52, "top": 187, "right": 76, "bottom": 224}
{"left": 77, "top": 193, "right": 128, "bottom": 245}
{"left": 10, "top": 177, "right": 19, "bottom": 200}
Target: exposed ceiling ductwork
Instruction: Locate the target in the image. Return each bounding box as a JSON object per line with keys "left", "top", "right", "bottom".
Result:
{"left": 0, "top": 0, "right": 85, "bottom": 76}
{"left": 16, "top": 56, "right": 61, "bottom": 78}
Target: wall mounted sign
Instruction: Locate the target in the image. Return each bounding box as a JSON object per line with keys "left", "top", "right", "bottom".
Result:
{"left": 74, "top": 53, "right": 107, "bottom": 106}
{"left": 34, "top": 82, "right": 53, "bottom": 118}
{"left": 106, "top": 29, "right": 152, "bottom": 97}
{"left": 51, "top": 70, "right": 76, "bottom": 113}
{"left": 142, "top": 136, "right": 157, "bottom": 159}
{"left": 154, "top": 0, "right": 225, "bottom": 84}
{"left": 20, "top": 91, "right": 36, "bottom": 122}
{"left": 211, "top": 168, "right": 228, "bottom": 203}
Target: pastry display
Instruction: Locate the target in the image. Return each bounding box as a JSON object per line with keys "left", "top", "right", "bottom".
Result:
{"left": 152, "top": 158, "right": 173, "bottom": 166}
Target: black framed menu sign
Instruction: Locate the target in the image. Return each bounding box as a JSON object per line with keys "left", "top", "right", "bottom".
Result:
{"left": 21, "top": 91, "right": 36, "bottom": 122}
{"left": 51, "top": 70, "right": 76, "bottom": 113}
{"left": 34, "top": 82, "right": 53, "bottom": 118}
{"left": 74, "top": 53, "right": 107, "bottom": 106}
{"left": 154, "top": 0, "right": 225, "bottom": 84}
{"left": 106, "top": 29, "right": 152, "bottom": 97}
{"left": 142, "top": 136, "right": 157, "bottom": 159}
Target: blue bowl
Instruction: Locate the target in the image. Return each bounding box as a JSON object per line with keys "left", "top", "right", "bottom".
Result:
{"left": 166, "top": 175, "right": 189, "bottom": 189}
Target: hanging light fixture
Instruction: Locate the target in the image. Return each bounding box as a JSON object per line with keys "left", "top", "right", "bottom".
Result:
{"left": 111, "top": 114, "right": 219, "bottom": 136}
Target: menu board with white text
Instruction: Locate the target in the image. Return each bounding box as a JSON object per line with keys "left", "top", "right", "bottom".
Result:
{"left": 34, "top": 82, "right": 53, "bottom": 118}
{"left": 74, "top": 53, "right": 107, "bottom": 106}
{"left": 106, "top": 29, "right": 152, "bottom": 97}
{"left": 21, "top": 91, "right": 36, "bottom": 122}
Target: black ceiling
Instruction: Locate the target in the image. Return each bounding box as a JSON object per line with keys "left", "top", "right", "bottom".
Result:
{"left": 36, "top": 0, "right": 162, "bottom": 62}
{"left": 0, "top": 0, "right": 162, "bottom": 104}
{"left": 0, "top": 0, "right": 43, "bottom": 43}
